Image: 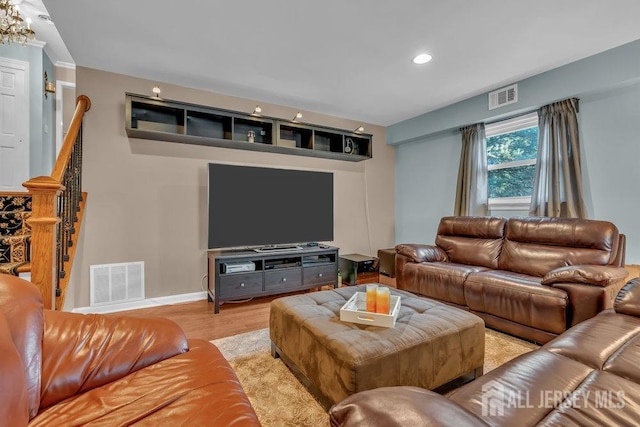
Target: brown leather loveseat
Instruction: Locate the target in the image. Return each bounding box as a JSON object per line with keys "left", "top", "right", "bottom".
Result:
{"left": 0, "top": 274, "right": 260, "bottom": 426}
{"left": 330, "top": 278, "right": 640, "bottom": 426}
{"left": 396, "top": 216, "right": 628, "bottom": 343}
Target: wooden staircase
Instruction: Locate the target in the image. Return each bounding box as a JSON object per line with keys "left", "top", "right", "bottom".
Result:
{"left": 0, "top": 95, "right": 91, "bottom": 310}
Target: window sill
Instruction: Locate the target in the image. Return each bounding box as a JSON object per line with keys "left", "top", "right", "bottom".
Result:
{"left": 488, "top": 197, "right": 531, "bottom": 211}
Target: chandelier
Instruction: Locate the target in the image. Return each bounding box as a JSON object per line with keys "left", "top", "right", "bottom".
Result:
{"left": 0, "top": 0, "right": 35, "bottom": 45}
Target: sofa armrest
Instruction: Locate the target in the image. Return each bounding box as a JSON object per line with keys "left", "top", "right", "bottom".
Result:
{"left": 541, "top": 265, "right": 628, "bottom": 287}
{"left": 395, "top": 244, "right": 447, "bottom": 263}
{"left": 615, "top": 278, "right": 640, "bottom": 317}
{"left": 329, "top": 386, "right": 487, "bottom": 427}
{"left": 0, "top": 313, "right": 29, "bottom": 426}
{"left": 39, "top": 310, "right": 189, "bottom": 409}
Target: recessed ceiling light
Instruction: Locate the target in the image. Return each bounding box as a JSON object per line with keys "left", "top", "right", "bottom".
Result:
{"left": 413, "top": 53, "right": 433, "bottom": 65}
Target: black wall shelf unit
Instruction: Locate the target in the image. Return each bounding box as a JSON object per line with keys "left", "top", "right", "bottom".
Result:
{"left": 125, "top": 93, "right": 372, "bottom": 162}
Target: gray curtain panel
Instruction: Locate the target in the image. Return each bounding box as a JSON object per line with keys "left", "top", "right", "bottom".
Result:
{"left": 529, "top": 98, "right": 587, "bottom": 218}
{"left": 454, "top": 123, "right": 488, "bottom": 216}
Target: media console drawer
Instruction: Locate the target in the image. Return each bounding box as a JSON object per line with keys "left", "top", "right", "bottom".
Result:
{"left": 219, "top": 273, "right": 263, "bottom": 298}
{"left": 304, "top": 264, "right": 336, "bottom": 286}
{"left": 265, "top": 268, "right": 302, "bottom": 292}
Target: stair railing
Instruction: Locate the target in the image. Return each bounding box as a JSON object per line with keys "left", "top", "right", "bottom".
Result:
{"left": 23, "top": 95, "right": 91, "bottom": 310}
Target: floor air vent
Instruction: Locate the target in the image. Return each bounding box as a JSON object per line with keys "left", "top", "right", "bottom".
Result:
{"left": 90, "top": 261, "right": 145, "bottom": 307}
{"left": 488, "top": 84, "right": 518, "bottom": 110}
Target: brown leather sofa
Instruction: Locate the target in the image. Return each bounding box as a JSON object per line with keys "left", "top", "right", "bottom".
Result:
{"left": 0, "top": 274, "right": 260, "bottom": 426}
{"left": 330, "top": 278, "right": 640, "bottom": 426}
{"left": 396, "top": 216, "right": 628, "bottom": 343}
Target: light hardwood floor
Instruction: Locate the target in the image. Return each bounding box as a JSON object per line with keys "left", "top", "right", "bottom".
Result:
{"left": 113, "top": 295, "right": 275, "bottom": 341}
{"left": 113, "top": 286, "right": 340, "bottom": 341}
{"left": 113, "top": 277, "right": 397, "bottom": 342}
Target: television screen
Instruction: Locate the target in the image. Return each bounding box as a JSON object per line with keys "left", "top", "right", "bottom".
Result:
{"left": 208, "top": 163, "right": 334, "bottom": 249}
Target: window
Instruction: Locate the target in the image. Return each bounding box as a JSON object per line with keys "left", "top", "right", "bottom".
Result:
{"left": 486, "top": 112, "right": 538, "bottom": 210}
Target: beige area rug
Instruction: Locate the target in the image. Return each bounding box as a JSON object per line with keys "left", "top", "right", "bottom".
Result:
{"left": 212, "top": 328, "right": 539, "bottom": 427}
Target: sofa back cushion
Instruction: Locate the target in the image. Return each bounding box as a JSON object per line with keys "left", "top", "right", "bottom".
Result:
{"left": 435, "top": 216, "right": 506, "bottom": 269}
{"left": 498, "top": 217, "right": 619, "bottom": 277}
{"left": 0, "top": 275, "right": 44, "bottom": 419}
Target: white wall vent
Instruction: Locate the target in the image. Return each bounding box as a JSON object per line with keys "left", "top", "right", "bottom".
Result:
{"left": 90, "top": 261, "right": 145, "bottom": 307}
{"left": 488, "top": 84, "right": 518, "bottom": 110}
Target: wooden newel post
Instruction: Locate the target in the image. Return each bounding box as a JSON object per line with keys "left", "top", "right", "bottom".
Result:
{"left": 23, "top": 176, "right": 64, "bottom": 310}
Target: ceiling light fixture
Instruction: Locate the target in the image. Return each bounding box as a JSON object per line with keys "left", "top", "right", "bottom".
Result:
{"left": 152, "top": 84, "right": 161, "bottom": 97}
{"left": 354, "top": 126, "right": 364, "bottom": 133}
{"left": 0, "top": 0, "right": 36, "bottom": 45}
{"left": 412, "top": 53, "right": 433, "bottom": 65}
{"left": 292, "top": 112, "right": 302, "bottom": 121}
{"left": 251, "top": 105, "right": 262, "bottom": 115}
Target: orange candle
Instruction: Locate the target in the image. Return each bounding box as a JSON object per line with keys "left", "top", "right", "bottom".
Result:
{"left": 365, "top": 284, "right": 378, "bottom": 312}
{"left": 376, "top": 286, "right": 390, "bottom": 314}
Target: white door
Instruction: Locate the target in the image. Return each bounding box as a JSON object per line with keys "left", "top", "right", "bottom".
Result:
{"left": 0, "top": 58, "right": 29, "bottom": 191}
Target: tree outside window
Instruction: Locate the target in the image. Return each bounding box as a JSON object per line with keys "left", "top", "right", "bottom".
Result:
{"left": 486, "top": 113, "right": 539, "bottom": 206}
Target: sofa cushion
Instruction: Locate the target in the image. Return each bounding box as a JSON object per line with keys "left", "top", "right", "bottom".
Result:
{"left": 449, "top": 350, "right": 592, "bottom": 425}
{"left": 40, "top": 310, "right": 189, "bottom": 409}
{"left": 30, "top": 340, "right": 260, "bottom": 426}
{"left": 435, "top": 216, "right": 506, "bottom": 269}
{"left": 400, "top": 261, "right": 488, "bottom": 306}
{"left": 544, "top": 310, "right": 640, "bottom": 375}
{"left": 464, "top": 270, "right": 568, "bottom": 334}
{"left": 498, "top": 217, "right": 619, "bottom": 277}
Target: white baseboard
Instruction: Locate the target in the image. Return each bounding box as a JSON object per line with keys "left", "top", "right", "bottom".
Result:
{"left": 72, "top": 291, "right": 207, "bottom": 314}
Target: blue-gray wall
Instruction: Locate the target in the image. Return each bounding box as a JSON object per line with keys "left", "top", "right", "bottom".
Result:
{"left": 0, "top": 44, "right": 55, "bottom": 178}
{"left": 391, "top": 39, "right": 640, "bottom": 263}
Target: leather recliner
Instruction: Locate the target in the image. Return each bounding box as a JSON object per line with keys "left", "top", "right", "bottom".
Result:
{"left": 0, "top": 274, "right": 260, "bottom": 426}
{"left": 395, "top": 216, "right": 628, "bottom": 343}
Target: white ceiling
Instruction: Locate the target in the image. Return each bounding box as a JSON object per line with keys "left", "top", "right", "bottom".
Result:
{"left": 27, "top": 1, "right": 640, "bottom": 126}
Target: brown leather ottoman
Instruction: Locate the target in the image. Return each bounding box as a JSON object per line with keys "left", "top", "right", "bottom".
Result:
{"left": 269, "top": 285, "right": 485, "bottom": 407}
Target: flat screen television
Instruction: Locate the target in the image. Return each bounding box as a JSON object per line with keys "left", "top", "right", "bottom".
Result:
{"left": 207, "top": 163, "right": 334, "bottom": 249}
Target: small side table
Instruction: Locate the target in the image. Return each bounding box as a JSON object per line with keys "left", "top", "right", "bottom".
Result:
{"left": 338, "top": 253, "right": 379, "bottom": 286}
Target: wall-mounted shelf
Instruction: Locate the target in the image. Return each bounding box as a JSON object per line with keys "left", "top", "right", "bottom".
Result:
{"left": 125, "top": 93, "right": 372, "bottom": 162}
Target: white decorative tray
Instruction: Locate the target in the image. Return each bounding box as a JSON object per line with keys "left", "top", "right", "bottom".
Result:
{"left": 339, "top": 291, "right": 401, "bottom": 328}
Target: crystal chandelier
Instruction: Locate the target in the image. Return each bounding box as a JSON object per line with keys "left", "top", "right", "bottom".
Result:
{"left": 0, "top": 0, "right": 35, "bottom": 45}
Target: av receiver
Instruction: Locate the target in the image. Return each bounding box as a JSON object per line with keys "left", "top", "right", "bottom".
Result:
{"left": 222, "top": 261, "right": 256, "bottom": 273}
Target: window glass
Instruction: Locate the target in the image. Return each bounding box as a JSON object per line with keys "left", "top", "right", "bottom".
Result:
{"left": 488, "top": 164, "right": 536, "bottom": 198}
{"left": 486, "top": 113, "right": 538, "bottom": 202}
